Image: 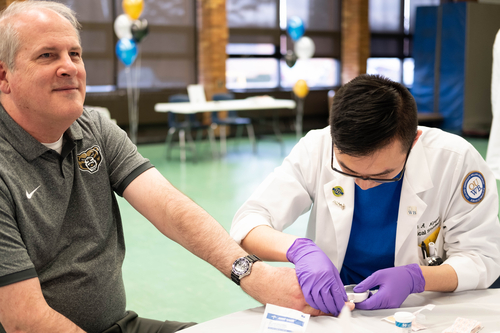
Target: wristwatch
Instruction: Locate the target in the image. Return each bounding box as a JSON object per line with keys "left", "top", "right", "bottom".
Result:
{"left": 231, "top": 254, "right": 261, "bottom": 285}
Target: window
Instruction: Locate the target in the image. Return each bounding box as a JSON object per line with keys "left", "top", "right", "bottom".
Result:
{"left": 368, "top": 0, "right": 439, "bottom": 87}
{"left": 51, "top": 0, "right": 197, "bottom": 90}
{"left": 114, "top": 0, "right": 196, "bottom": 89}
{"left": 226, "top": 0, "right": 341, "bottom": 90}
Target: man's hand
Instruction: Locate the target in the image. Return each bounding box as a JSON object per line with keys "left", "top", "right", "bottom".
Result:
{"left": 240, "top": 263, "right": 353, "bottom": 316}
{"left": 286, "top": 238, "right": 348, "bottom": 316}
{"left": 353, "top": 264, "right": 425, "bottom": 310}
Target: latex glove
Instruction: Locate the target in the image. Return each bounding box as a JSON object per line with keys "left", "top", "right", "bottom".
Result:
{"left": 286, "top": 238, "right": 347, "bottom": 316}
{"left": 353, "top": 264, "right": 425, "bottom": 310}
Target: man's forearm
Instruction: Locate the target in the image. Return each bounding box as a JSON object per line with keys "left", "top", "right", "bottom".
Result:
{"left": 241, "top": 225, "right": 298, "bottom": 262}
{"left": 420, "top": 264, "right": 458, "bottom": 292}
{"left": 123, "top": 168, "right": 247, "bottom": 277}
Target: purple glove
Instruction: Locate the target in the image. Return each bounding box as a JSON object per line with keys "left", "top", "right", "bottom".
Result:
{"left": 353, "top": 264, "right": 425, "bottom": 310}
{"left": 286, "top": 238, "right": 347, "bottom": 316}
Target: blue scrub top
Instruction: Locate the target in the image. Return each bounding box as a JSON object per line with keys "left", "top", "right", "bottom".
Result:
{"left": 339, "top": 177, "right": 403, "bottom": 285}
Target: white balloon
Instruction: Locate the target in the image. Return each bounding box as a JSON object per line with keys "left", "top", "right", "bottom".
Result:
{"left": 114, "top": 14, "right": 133, "bottom": 39}
{"left": 294, "top": 36, "right": 315, "bottom": 60}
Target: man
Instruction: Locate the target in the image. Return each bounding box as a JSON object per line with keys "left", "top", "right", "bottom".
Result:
{"left": 0, "top": 2, "right": 328, "bottom": 332}
{"left": 231, "top": 74, "right": 500, "bottom": 316}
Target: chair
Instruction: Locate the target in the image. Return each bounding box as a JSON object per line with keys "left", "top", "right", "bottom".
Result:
{"left": 211, "top": 93, "right": 256, "bottom": 155}
{"left": 165, "top": 94, "right": 216, "bottom": 162}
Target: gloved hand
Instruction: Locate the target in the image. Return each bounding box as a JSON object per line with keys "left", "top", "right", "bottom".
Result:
{"left": 286, "top": 238, "right": 347, "bottom": 316}
{"left": 353, "top": 264, "right": 425, "bottom": 310}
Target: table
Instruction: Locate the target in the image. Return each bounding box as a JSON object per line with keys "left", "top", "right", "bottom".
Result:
{"left": 154, "top": 97, "right": 296, "bottom": 114}
{"left": 182, "top": 289, "right": 500, "bottom": 333}
{"left": 155, "top": 97, "right": 297, "bottom": 159}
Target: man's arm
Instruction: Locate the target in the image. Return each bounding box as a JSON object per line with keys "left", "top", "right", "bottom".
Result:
{"left": 122, "top": 168, "right": 324, "bottom": 315}
{"left": 0, "top": 278, "right": 85, "bottom": 333}
{"left": 241, "top": 225, "right": 298, "bottom": 262}
{"left": 421, "top": 264, "right": 458, "bottom": 292}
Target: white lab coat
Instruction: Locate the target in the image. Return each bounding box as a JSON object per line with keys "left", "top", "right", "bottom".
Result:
{"left": 486, "top": 29, "right": 500, "bottom": 179}
{"left": 231, "top": 126, "right": 500, "bottom": 292}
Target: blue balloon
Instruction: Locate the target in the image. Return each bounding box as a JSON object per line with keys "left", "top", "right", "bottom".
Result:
{"left": 287, "top": 16, "right": 305, "bottom": 41}
{"left": 115, "top": 38, "right": 138, "bottom": 66}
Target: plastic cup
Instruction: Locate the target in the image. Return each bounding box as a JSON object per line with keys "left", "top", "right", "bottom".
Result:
{"left": 394, "top": 311, "right": 415, "bottom": 333}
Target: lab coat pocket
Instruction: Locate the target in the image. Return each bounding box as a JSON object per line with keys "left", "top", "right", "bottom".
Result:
{"left": 417, "top": 217, "right": 442, "bottom": 263}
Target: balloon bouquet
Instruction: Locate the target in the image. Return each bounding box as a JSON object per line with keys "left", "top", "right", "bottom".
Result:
{"left": 114, "top": 0, "right": 149, "bottom": 144}
{"left": 286, "top": 16, "right": 315, "bottom": 140}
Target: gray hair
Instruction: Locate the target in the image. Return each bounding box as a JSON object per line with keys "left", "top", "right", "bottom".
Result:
{"left": 0, "top": 0, "right": 81, "bottom": 71}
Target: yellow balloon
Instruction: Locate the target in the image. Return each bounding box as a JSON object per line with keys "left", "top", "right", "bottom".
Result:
{"left": 293, "top": 79, "right": 309, "bottom": 98}
{"left": 123, "top": 0, "right": 143, "bottom": 20}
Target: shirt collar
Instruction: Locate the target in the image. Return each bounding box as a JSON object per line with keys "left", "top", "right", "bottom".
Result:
{"left": 0, "top": 103, "right": 83, "bottom": 162}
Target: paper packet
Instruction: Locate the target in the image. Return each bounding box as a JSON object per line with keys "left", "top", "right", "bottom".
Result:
{"left": 259, "top": 304, "right": 310, "bottom": 333}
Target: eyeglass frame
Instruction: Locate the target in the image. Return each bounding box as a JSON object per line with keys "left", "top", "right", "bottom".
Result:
{"left": 330, "top": 144, "right": 412, "bottom": 183}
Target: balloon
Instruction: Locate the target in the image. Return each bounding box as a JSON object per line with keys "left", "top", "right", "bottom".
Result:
{"left": 287, "top": 16, "right": 305, "bottom": 41}
{"left": 115, "top": 38, "right": 138, "bottom": 66}
{"left": 131, "top": 18, "right": 149, "bottom": 43}
{"left": 123, "top": 0, "right": 144, "bottom": 20}
{"left": 285, "top": 50, "right": 297, "bottom": 68}
{"left": 114, "top": 14, "right": 133, "bottom": 39}
{"left": 294, "top": 36, "right": 315, "bottom": 60}
{"left": 293, "top": 79, "right": 309, "bottom": 99}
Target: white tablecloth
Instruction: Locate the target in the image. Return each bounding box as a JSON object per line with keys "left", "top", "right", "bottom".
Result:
{"left": 183, "top": 289, "right": 500, "bottom": 333}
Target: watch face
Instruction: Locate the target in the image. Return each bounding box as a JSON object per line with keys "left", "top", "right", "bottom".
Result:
{"left": 233, "top": 257, "right": 251, "bottom": 276}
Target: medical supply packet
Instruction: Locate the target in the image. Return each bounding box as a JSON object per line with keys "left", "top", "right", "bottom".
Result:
{"left": 259, "top": 304, "right": 310, "bottom": 333}
{"left": 441, "top": 317, "right": 483, "bottom": 333}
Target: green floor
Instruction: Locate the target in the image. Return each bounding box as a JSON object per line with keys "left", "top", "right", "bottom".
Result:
{"left": 117, "top": 132, "right": 497, "bottom": 324}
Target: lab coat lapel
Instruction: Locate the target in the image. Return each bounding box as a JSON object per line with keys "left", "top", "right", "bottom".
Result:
{"left": 395, "top": 139, "right": 434, "bottom": 265}
{"left": 322, "top": 157, "right": 355, "bottom": 268}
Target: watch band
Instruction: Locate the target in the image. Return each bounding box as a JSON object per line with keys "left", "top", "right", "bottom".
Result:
{"left": 231, "top": 254, "right": 261, "bottom": 285}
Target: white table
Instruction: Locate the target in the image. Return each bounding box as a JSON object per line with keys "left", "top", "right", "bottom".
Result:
{"left": 154, "top": 97, "right": 296, "bottom": 114}
{"left": 182, "top": 289, "right": 500, "bottom": 333}
{"left": 154, "top": 97, "right": 297, "bottom": 159}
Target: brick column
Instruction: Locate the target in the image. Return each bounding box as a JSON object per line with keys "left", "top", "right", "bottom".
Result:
{"left": 341, "top": 0, "right": 370, "bottom": 84}
{"left": 196, "top": 0, "right": 228, "bottom": 101}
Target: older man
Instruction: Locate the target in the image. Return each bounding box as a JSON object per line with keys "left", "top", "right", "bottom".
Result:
{"left": 0, "top": 2, "right": 332, "bottom": 333}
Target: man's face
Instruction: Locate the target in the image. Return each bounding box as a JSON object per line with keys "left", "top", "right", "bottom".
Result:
{"left": 2, "top": 9, "right": 86, "bottom": 133}
{"left": 333, "top": 139, "right": 409, "bottom": 190}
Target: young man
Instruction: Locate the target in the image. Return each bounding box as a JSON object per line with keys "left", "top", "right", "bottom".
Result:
{"left": 231, "top": 74, "right": 500, "bottom": 316}
{"left": 0, "top": 2, "right": 327, "bottom": 332}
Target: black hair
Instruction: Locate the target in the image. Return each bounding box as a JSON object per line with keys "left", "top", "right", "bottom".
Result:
{"left": 329, "top": 74, "right": 418, "bottom": 156}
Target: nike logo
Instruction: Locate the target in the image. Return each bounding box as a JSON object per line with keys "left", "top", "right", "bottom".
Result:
{"left": 26, "top": 185, "right": 41, "bottom": 199}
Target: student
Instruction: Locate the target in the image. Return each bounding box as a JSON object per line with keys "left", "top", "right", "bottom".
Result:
{"left": 231, "top": 74, "right": 500, "bottom": 316}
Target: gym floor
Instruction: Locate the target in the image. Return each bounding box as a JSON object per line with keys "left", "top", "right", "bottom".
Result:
{"left": 117, "top": 132, "right": 497, "bottom": 324}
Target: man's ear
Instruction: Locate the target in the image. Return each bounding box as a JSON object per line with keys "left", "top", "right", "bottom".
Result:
{"left": 0, "top": 61, "right": 11, "bottom": 94}
{"left": 412, "top": 129, "right": 423, "bottom": 148}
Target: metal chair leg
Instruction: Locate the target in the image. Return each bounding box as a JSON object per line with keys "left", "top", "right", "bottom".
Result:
{"left": 220, "top": 125, "right": 227, "bottom": 156}
{"left": 246, "top": 123, "right": 257, "bottom": 154}
{"left": 207, "top": 126, "right": 218, "bottom": 159}
{"left": 166, "top": 127, "right": 176, "bottom": 160}
{"left": 179, "top": 129, "right": 186, "bottom": 163}
{"left": 185, "top": 128, "right": 197, "bottom": 163}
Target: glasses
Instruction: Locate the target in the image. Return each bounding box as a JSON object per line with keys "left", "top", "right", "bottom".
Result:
{"left": 330, "top": 145, "right": 411, "bottom": 183}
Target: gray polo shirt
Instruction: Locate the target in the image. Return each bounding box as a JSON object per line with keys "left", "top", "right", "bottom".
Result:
{"left": 0, "top": 104, "right": 153, "bottom": 333}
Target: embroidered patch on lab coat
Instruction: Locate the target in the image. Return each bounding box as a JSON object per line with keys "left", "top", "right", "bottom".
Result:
{"left": 332, "top": 186, "right": 344, "bottom": 197}
{"left": 461, "top": 171, "right": 486, "bottom": 204}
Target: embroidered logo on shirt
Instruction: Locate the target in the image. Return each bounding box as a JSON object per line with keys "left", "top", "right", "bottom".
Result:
{"left": 332, "top": 186, "right": 344, "bottom": 197}
{"left": 77, "top": 145, "right": 102, "bottom": 174}
{"left": 26, "top": 185, "right": 41, "bottom": 199}
{"left": 461, "top": 171, "right": 486, "bottom": 204}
